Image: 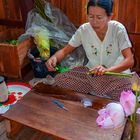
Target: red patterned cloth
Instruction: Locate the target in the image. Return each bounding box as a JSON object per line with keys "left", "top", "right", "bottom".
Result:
{"left": 53, "top": 67, "right": 132, "bottom": 101}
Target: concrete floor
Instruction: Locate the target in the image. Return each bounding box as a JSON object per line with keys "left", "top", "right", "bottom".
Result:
{"left": 0, "top": 120, "right": 10, "bottom": 140}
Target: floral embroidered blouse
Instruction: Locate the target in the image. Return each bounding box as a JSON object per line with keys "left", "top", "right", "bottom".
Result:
{"left": 69, "top": 20, "right": 132, "bottom": 73}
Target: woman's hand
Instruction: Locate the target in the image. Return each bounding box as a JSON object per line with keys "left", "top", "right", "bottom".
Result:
{"left": 89, "top": 65, "right": 108, "bottom": 76}
{"left": 46, "top": 44, "right": 76, "bottom": 72}
{"left": 46, "top": 56, "right": 57, "bottom": 71}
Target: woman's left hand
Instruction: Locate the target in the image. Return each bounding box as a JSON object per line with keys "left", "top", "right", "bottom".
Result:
{"left": 89, "top": 65, "right": 108, "bottom": 76}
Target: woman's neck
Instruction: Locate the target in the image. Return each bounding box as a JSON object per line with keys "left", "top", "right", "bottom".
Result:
{"left": 95, "top": 26, "right": 108, "bottom": 41}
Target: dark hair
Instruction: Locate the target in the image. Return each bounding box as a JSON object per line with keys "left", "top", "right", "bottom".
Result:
{"left": 87, "top": 0, "right": 114, "bottom": 16}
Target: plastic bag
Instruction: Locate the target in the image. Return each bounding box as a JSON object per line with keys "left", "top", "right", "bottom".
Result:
{"left": 19, "top": 25, "right": 51, "bottom": 60}
{"left": 18, "top": 2, "right": 87, "bottom": 68}
{"left": 34, "top": 26, "right": 50, "bottom": 60}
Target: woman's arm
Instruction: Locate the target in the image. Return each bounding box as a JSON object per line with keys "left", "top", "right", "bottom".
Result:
{"left": 107, "top": 48, "right": 134, "bottom": 72}
{"left": 90, "top": 47, "right": 134, "bottom": 75}
{"left": 46, "top": 44, "right": 76, "bottom": 71}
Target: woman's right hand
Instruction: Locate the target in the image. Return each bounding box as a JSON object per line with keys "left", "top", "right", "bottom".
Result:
{"left": 46, "top": 44, "right": 75, "bottom": 71}
{"left": 46, "top": 55, "right": 57, "bottom": 71}
{"left": 89, "top": 65, "right": 108, "bottom": 75}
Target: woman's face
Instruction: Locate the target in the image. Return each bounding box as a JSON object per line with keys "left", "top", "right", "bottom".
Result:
{"left": 88, "top": 6, "right": 111, "bottom": 32}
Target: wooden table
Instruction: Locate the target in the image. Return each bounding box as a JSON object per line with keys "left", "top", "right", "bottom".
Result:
{"left": 2, "top": 84, "right": 127, "bottom": 140}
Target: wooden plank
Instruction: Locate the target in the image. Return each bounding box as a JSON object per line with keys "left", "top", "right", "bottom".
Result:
{"left": 129, "top": 34, "right": 140, "bottom": 73}
{"left": 81, "top": 0, "right": 87, "bottom": 24}
{"left": 2, "top": 0, "right": 9, "bottom": 18}
{"left": 11, "top": 125, "right": 60, "bottom": 140}
{"left": 19, "top": 0, "right": 34, "bottom": 26}
{"left": 135, "top": 0, "right": 140, "bottom": 33}
{"left": 51, "top": 0, "right": 61, "bottom": 8}
{"left": 65, "top": 0, "right": 86, "bottom": 26}
{"left": 0, "top": 0, "right": 6, "bottom": 30}
{"left": 33, "top": 83, "right": 112, "bottom": 109}
{"left": 7, "top": 0, "right": 22, "bottom": 20}
{"left": 3, "top": 86, "right": 126, "bottom": 140}
{"left": 0, "top": 0, "right": 23, "bottom": 28}
{"left": 112, "top": 0, "right": 119, "bottom": 20}
{"left": 0, "top": 0, "right": 5, "bottom": 18}
{"left": 118, "top": 0, "right": 137, "bottom": 33}
{"left": 0, "top": 19, "right": 24, "bottom": 27}
{"left": 50, "top": 0, "right": 87, "bottom": 27}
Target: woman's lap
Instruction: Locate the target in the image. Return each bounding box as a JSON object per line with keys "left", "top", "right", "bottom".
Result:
{"left": 53, "top": 67, "right": 132, "bottom": 101}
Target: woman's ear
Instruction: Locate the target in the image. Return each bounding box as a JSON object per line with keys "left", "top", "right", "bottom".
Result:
{"left": 109, "top": 13, "right": 113, "bottom": 20}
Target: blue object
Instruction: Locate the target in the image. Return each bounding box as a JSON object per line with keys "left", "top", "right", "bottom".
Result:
{"left": 53, "top": 100, "right": 68, "bottom": 111}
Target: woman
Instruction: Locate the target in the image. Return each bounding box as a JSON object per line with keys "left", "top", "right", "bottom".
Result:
{"left": 46, "top": 0, "right": 134, "bottom": 100}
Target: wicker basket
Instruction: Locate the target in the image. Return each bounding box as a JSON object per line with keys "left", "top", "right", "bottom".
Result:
{"left": 0, "top": 28, "right": 33, "bottom": 78}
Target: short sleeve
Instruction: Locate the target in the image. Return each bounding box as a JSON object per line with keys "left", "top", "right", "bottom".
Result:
{"left": 117, "top": 26, "right": 132, "bottom": 51}
{"left": 68, "top": 26, "right": 82, "bottom": 47}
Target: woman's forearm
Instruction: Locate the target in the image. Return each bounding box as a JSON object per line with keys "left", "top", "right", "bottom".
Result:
{"left": 107, "top": 56, "right": 134, "bottom": 72}
{"left": 53, "top": 44, "right": 76, "bottom": 64}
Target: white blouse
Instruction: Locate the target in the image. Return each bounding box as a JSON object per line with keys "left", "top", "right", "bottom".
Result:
{"left": 69, "top": 20, "right": 132, "bottom": 73}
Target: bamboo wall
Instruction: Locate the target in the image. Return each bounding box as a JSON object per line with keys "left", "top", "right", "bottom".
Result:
{"left": 0, "top": 0, "right": 140, "bottom": 33}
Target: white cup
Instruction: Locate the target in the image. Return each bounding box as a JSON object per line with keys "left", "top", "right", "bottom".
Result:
{"left": 0, "top": 76, "right": 9, "bottom": 103}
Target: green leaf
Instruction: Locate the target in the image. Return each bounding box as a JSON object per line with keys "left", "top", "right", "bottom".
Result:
{"left": 87, "top": 71, "right": 133, "bottom": 78}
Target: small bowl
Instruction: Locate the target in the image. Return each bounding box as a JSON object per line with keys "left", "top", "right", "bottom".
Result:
{"left": 81, "top": 98, "right": 93, "bottom": 108}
